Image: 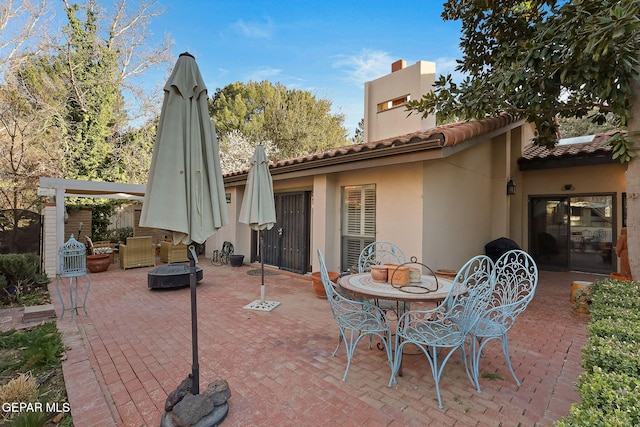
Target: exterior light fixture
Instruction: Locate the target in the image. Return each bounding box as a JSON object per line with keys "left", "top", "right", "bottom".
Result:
{"left": 64, "top": 206, "right": 69, "bottom": 224}
{"left": 506, "top": 179, "right": 516, "bottom": 196}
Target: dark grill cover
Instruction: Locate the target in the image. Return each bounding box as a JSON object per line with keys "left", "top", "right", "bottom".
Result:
{"left": 485, "top": 237, "right": 521, "bottom": 262}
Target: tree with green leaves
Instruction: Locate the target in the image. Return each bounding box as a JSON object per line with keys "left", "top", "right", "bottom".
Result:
{"left": 0, "top": 0, "right": 170, "bottom": 213}
{"left": 210, "top": 81, "right": 348, "bottom": 160}
{"left": 351, "top": 118, "right": 365, "bottom": 145}
{"left": 408, "top": 0, "right": 640, "bottom": 277}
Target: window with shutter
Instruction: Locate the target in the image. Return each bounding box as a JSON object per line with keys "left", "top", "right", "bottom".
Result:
{"left": 340, "top": 184, "right": 376, "bottom": 271}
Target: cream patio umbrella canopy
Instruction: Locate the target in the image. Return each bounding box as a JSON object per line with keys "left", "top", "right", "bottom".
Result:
{"left": 239, "top": 144, "right": 279, "bottom": 311}
{"left": 139, "top": 53, "right": 229, "bottom": 399}
{"left": 238, "top": 144, "right": 276, "bottom": 231}
{"left": 140, "top": 52, "right": 228, "bottom": 244}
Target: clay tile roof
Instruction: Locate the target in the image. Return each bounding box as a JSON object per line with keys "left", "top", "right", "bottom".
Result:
{"left": 437, "top": 113, "right": 519, "bottom": 147}
{"left": 521, "top": 130, "right": 622, "bottom": 160}
{"left": 224, "top": 113, "right": 520, "bottom": 178}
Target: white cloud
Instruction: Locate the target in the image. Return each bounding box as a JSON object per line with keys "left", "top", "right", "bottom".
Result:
{"left": 246, "top": 66, "right": 282, "bottom": 81}
{"left": 434, "top": 55, "right": 467, "bottom": 83}
{"left": 230, "top": 18, "right": 274, "bottom": 39}
{"left": 333, "top": 49, "right": 394, "bottom": 86}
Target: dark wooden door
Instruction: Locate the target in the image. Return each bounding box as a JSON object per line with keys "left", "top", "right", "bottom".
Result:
{"left": 257, "top": 191, "right": 310, "bottom": 274}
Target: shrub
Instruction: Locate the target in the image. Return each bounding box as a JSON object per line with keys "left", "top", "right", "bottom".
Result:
{"left": 556, "top": 278, "right": 640, "bottom": 426}
{"left": 589, "top": 318, "right": 640, "bottom": 343}
{"left": 0, "top": 374, "right": 39, "bottom": 415}
{"left": 0, "top": 254, "right": 49, "bottom": 306}
{"left": 582, "top": 335, "right": 640, "bottom": 376}
{"left": 556, "top": 367, "right": 640, "bottom": 427}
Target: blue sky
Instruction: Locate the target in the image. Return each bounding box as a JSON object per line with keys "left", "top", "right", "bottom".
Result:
{"left": 151, "top": 1, "right": 464, "bottom": 136}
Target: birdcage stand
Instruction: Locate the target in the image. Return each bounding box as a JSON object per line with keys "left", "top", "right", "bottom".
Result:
{"left": 55, "top": 234, "right": 91, "bottom": 320}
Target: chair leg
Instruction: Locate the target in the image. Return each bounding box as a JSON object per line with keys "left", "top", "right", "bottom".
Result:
{"left": 471, "top": 336, "right": 483, "bottom": 392}
{"left": 342, "top": 329, "right": 370, "bottom": 381}
{"left": 332, "top": 333, "right": 344, "bottom": 357}
{"left": 430, "top": 345, "right": 463, "bottom": 409}
{"left": 501, "top": 334, "right": 521, "bottom": 386}
{"left": 388, "top": 339, "right": 406, "bottom": 387}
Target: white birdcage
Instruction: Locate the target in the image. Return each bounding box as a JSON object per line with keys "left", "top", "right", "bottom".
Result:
{"left": 58, "top": 234, "right": 87, "bottom": 277}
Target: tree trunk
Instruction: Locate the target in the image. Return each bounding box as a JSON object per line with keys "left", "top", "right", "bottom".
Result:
{"left": 625, "top": 69, "right": 640, "bottom": 280}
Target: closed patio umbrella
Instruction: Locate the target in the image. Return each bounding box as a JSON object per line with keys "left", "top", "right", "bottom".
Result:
{"left": 140, "top": 52, "right": 229, "bottom": 394}
{"left": 239, "top": 144, "right": 279, "bottom": 311}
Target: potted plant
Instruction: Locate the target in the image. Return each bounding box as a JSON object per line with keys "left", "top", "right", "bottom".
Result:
{"left": 310, "top": 271, "right": 340, "bottom": 299}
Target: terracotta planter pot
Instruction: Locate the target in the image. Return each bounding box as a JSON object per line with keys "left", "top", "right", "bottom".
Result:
{"left": 86, "top": 254, "right": 111, "bottom": 273}
{"left": 370, "top": 265, "right": 388, "bottom": 282}
{"left": 310, "top": 271, "right": 340, "bottom": 299}
{"left": 610, "top": 272, "right": 632, "bottom": 281}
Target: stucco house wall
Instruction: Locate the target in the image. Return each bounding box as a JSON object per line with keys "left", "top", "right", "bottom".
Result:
{"left": 208, "top": 123, "right": 527, "bottom": 275}
{"left": 364, "top": 60, "right": 436, "bottom": 143}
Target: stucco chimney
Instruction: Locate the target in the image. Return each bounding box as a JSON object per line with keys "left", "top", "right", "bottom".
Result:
{"left": 391, "top": 59, "right": 406, "bottom": 72}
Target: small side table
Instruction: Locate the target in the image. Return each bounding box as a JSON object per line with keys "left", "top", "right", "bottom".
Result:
{"left": 55, "top": 273, "right": 91, "bottom": 319}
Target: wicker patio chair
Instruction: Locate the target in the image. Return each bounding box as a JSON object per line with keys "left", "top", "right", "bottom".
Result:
{"left": 159, "top": 240, "right": 189, "bottom": 263}
{"left": 119, "top": 236, "right": 156, "bottom": 270}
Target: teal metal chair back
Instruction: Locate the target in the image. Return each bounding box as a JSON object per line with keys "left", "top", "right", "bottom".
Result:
{"left": 358, "top": 241, "right": 406, "bottom": 273}
{"left": 469, "top": 249, "right": 538, "bottom": 392}
{"left": 318, "top": 249, "right": 393, "bottom": 382}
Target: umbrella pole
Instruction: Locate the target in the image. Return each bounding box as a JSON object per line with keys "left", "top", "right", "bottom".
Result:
{"left": 188, "top": 245, "right": 199, "bottom": 395}
{"left": 260, "top": 231, "right": 265, "bottom": 301}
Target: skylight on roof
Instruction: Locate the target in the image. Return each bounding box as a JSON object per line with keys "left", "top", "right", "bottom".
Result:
{"left": 557, "top": 135, "right": 596, "bottom": 145}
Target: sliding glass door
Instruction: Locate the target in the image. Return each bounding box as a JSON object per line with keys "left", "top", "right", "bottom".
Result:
{"left": 530, "top": 194, "right": 615, "bottom": 273}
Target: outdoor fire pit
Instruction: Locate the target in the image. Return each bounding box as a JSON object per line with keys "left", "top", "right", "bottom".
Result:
{"left": 148, "top": 263, "right": 203, "bottom": 289}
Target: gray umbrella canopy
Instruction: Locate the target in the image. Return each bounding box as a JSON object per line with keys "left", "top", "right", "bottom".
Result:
{"left": 140, "top": 52, "right": 229, "bottom": 244}
{"left": 239, "top": 144, "right": 276, "bottom": 231}
{"left": 239, "top": 144, "right": 278, "bottom": 308}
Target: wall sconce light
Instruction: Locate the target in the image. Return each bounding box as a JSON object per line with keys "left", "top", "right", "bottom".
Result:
{"left": 562, "top": 184, "right": 575, "bottom": 191}
{"left": 506, "top": 179, "right": 516, "bottom": 196}
{"left": 63, "top": 206, "right": 69, "bottom": 224}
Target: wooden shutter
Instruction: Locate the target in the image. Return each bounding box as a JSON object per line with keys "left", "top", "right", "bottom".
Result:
{"left": 341, "top": 185, "right": 375, "bottom": 271}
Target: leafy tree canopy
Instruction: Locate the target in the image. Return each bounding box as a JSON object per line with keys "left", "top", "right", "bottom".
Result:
{"left": 209, "top": 81, "right": 348, "bottom": 160}
{"left": 408, "top": 0, "right": 640, "bottom": 161}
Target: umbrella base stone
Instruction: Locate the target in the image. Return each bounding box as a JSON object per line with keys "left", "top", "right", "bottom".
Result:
{"left": 243, "top": 300, "right": 281, "bottom": 312}
{"left": 161, "top": 402, "right": 228, "bottom": 427}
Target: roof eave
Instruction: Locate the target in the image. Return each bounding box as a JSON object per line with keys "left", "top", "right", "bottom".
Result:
{"left": 224, "top": 137, "right": 443, "bottom": 184}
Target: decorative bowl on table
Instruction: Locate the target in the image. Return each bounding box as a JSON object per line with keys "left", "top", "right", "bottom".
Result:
{"left": 370, "top": 265, "right": 388, "bottom": 282}
{"left": 435, "top": 269, "right": 457, "bottom": 279}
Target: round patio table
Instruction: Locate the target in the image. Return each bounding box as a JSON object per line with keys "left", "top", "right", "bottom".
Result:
{"left": 338, "top": 272, "right": 453, "bottom": 304}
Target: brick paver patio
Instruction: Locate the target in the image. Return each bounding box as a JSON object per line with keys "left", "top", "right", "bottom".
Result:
{"left": 40, "top": 259, "right": 598, "bottom": 426}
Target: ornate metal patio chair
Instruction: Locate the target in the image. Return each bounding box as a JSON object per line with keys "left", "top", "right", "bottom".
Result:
{"left": 358, "top": 241, "right": 407, "bottom": 273}
{"left": 358, "top": 241, "right": 408, "bottom": 310}
{"left": 318, "top": 249, "right": 393, "bottom": 382}
{"left": 469, "top": 249, "right": 538, "bottom": 392}
{"left": 388, "top": 254, "right": 495, "bottom": 409}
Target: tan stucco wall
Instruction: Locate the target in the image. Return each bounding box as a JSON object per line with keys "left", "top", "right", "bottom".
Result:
{"left": 340, "top": 163, "right": 424, "bottom": 262}
{"left": 205, "top": 186, "right": 245, "bottom": 258}
{"left": 216, "top": 129, "right": 525, "bottom": 275}
{"left": 422, "top": 142, "right": 498, "bottom": 270}
{"left": 364, "top": 61, "right": 436, "bottom": 143}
